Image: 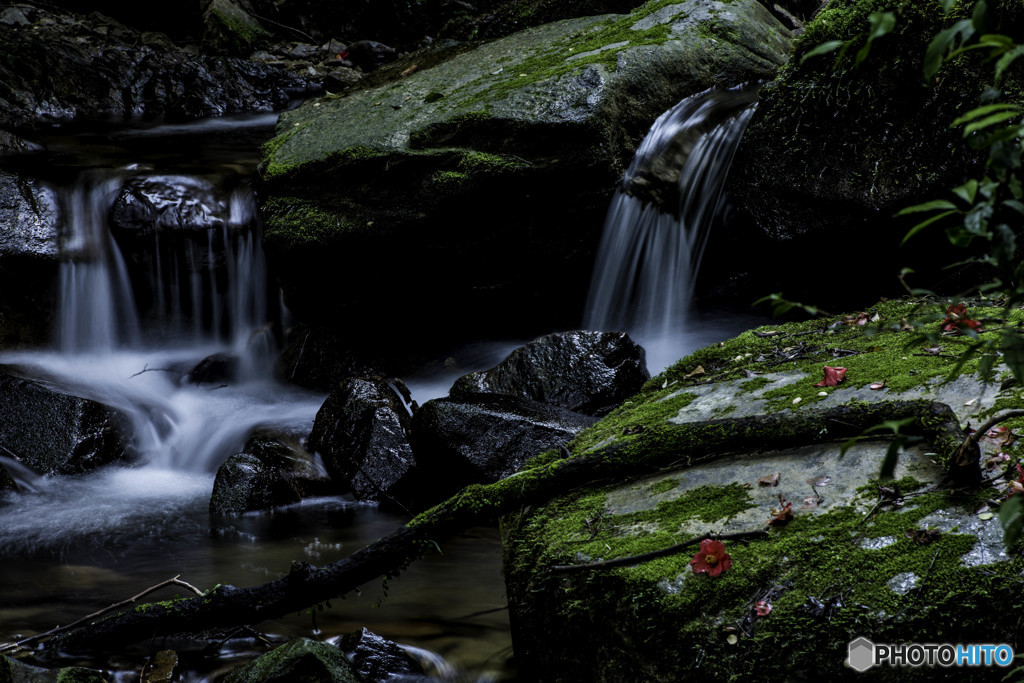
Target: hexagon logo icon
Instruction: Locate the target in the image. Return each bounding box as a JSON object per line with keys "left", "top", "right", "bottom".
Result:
{"left": 848, "top": 637, "right": 876, "bottom": 672}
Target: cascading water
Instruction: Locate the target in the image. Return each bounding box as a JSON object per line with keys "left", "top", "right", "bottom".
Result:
{"left": 584, "top": 85, "right": 759, "bottom": 373}
{"left": 0, "top": 116, "right": 512, "bottom": 681}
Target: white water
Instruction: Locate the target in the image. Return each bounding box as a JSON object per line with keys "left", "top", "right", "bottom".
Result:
{"left": 584, "top": 86, "right": 757, "bottom": 373}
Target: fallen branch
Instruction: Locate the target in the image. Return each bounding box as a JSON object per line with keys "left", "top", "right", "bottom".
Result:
{"left": 43, "top": 400, "right": 973, "bottom": 652}
{"left": 550, "top": 530, "right": 770, "bottom": 573}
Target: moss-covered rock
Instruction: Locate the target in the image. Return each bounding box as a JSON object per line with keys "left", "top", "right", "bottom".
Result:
{"left": 224, "top": 637, "right": 360, "bottom": 683}
{"left": 202, "top": 0, "right": 272, "bottom": 56}
{"left": 723, "top": 0, "right": 1024, "bottom": 307}
{"left": 0, "top": 654, "right": 106, "bottom": 683}
{"left": 259, "top": 0, "right": 792, "bottom": 361}
{"left": 504, "top": 298, "right": 1024, "bottom": 680}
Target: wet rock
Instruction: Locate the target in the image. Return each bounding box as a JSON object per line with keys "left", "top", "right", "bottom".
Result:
{"left": 109, "top": 175, "right": 232, "bottom": 235}
{"left": 0, "top": 654, "right": 105, "bottom": 682}
{"left": 210, "top": 429, "right": 332, "bottom": 516}
{"left": 186, "top": 353, "right": 239, "bottom": 386}
{"left": 0, "top": 7, "right": 315, "bottom": 130}
{"left": 0, "top": 8, "right": 30, "bottom": 27}
{"left": 306, "top": 376, "right": 418, "bottom": 508}
{"left": 275, "top": 326, "right": 377, "bottom": 390}
{"left": 203, "top": 0, "right": 272, "bottom": 56}
{"left": 413, "top": 395, "right": 596, "bottom": 495}
{"left": 225, "top": 637, "right": 360, "bottom": 683}
{"left": 451, "top": 331, "right": 649, "bottom": 416}
{"left": 142, "top": 650, "right": 178, "bottom": 683}
{"left": 0, "top": 171, "right": 59, "bottom": 259}
{"left": 338, "top": 628, "right": 425, "bottom": 681}
{"left": 0, "top": 368, "right": 135, "bottom": 475}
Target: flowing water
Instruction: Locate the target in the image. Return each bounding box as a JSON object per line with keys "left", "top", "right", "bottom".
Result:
{"left": 0, "top": 116, "right": 512, "bottom": 680}
{"left": 584, "top": 85, "right": 761, "bottom": 373}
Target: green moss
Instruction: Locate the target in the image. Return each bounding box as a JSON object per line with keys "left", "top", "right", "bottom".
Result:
{"left": 646, "top": 478, "right": 680, "bottom": 495}
{"left": 430, "top": 170, "right": 468, "bottom": 187}
{"left": 209, "top": 5, "right": 271, "bottom": 54}
{"left": 565, "top": 389, "right": 698, "bottom": 456}
{"left": 507, "top": 477, "right": 1015, "bottom": 680}
{"left": 261, "top": 196, "right": 359, "bottom": 246}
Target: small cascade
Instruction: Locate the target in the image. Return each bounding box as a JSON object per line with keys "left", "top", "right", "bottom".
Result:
{"left": 57, "top": 171, "right": 141, "bottom": 354}
{"left": 584, "top": 85, "right": 758, "bottom": 371}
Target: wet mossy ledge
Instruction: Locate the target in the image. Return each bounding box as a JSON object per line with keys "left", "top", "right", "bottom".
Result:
{"left": 256, "top": 0, "right": 793, "bottom": 352}
{"left": 505, "top": 298, "right": 1024, "bottom": 681}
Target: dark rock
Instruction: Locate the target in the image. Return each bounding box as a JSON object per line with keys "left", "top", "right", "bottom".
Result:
{"left": 0, "top": 8, "right": 315, "bottom": 130}
{"left": 187, "top": 353, "right": 239, "bottom": 385}
{"left": 202, "top": 0, "right": 272, "bottom": 56}
{"left": 0, "top": 368, "right": 135, "bottom": 476}
{"left": 225, "top": 637, "right": 360, "bottom": 683}
{"left": 0, "top": 171, "right": 59, "bottom": 259}
{"left": 451, "top": 331, "right": 649, "bottom": 416}
{"left": 109, "top": 175, "right": 232, "bottom": 235}
{"left": 0, "top": 463, "right": 16, "bottom": 492}
{"left": 344, "top": 40, "right": 397, "bottom": 71}
{"left": 275, "top": 326, "right": 377, "bottom": 390}
{"left": 338, "top": 628, "right": 425, "bottom": 681}
{"left": 210, "top": 429, "right": 332, "bottom": 516}
{"left": 306, "top": 376, "right": 418, "bottom": 508}
{"left": 413, "top": 395, "right": 596, "bottom": 494}
{"left": 0, "top": 8, "right": 30, "bottom": 27}
{"left": 0, "top": 654, "right": 105, "bottom": 683}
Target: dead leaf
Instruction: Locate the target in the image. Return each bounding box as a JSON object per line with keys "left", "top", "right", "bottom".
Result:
{"left": 984, "top": 453, "right": 1010, "bottom": 470}
{"left": 401, "top": 64, "right": 419, "bottom": 76}
{"left": 870, "top": 380, "right": 887, "bottom": 390}
{"left": 767, "top": 493, "right": 794, "bottom": 526}
{"left": 984, "top": 426, "right": 1016, "bottom": 447}
{"left": 922, "top": 345, "right": 943, "bottom": 355}
{"left": 964, "top": 398, "right": 978, "bottom": 406}
{"left": 813, "top": 366, "right": 847, "bottom": 387}
{"left": 622, "top": 425, "right": 644, "bottom": 435}
{"left": 758, "top": 472, "right": 781, "bottom": 487}
{"left": 900, "top": 318, "right": 914, "bottom": 331}
{"left": 904, "top": 528, "right": 942, "bottom": 545}
{"left": 807, "top": 476, "right": 832, "bottom": 487}
{"left": 799, "top": 496, "right": 822, "bottom": 509}
{"left": 685, "top": 365, "right": 705, "bottom": 379}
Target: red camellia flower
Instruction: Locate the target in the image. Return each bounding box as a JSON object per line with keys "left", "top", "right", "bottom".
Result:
{"left": 755, "top": 600, "right": 773, "bottom": 617}
{"left": 813, "top": 366, "right": 847, "bottom": 387}
{"left": 690, "top": 538, "right": 732, "bottom": 577}
{"left": 941, "top": 303, "right": 983, "bottom": 332}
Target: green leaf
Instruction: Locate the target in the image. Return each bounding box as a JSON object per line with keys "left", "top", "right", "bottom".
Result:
{"left": 901, "top": 210, "right": 957, "bottom": 244}
{"left": 963, "top": 110, "right": 1022, "bottom": 136}
{"left": 867, "top": 11, "right": 896, "bottom": 40}
{"left": 953, "top": 179, "right": 979, "bottom": 204}
{"left": 924, "top": 20, "right": 975, "bottom": 79}
{"left": 1001, "top": 331, "right": 1024, "bottom": 385}
{"left": 938, "top": 0, "right": 956, "bottom": 13}
{"left": 878, "top": 440, "right": 903, "bottom": 480}
{"left": 1004, "top": 199, "right": 1024, "bottom": 215}
{"left": 996, "top": 44, "right": 1024, "bottom": 82}
{"left": 801, "top": 40, "right": 844, "bottom": 63}
{"left": 999, "top": 494, "right": 1024, "bottom": 549}
{"left": 895, "top": 199, "right": 958, "bottom": 215}
{"left": 951, "top": 102, "right": 1019, "bottom": 127}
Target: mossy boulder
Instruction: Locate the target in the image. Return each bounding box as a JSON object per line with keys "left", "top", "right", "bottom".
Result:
{"left": 0, "top": 654, "right": 106, "bottom": 683}
{"left": 723, "top": 0, "right": 1024, "bottom": 307}
{"left": 224, "top": 637, "right": 361, "bottom": 683}
{"left": 258, "top": 0, "right": 792, "bottom": 359}
{"left": 202, "top": 0, "right": 272, "bottom": 56}
{"left": 504, "top": 298, "right": 1024, "bottom": 680}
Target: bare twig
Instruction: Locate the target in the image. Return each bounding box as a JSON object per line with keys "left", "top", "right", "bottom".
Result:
{"left": 0, "top": 575, "right": 204, "bottom": 654}
{"left": 551, "top": 530, "right": 770, "bottom": 573}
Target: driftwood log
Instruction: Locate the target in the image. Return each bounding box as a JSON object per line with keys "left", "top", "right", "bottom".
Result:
{"left": 43, "top": 400, "right": 974, "bottom": 652}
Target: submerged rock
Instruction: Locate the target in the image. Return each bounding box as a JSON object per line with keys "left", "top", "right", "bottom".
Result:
{"left": 225, "top": 637, "right": 360, "bottom": 683}
{"left": 109, "top": 175, "right": 237, "bottom": 235}
{"left": 306, "top": 376, "right": 418, "bottom": 508}
{"left": 450, "top": 330, "right": 649, "bottom": 416}
{"left": 0, "top": 367, "right": 135, "bottom": 475}
{"left": 259, "top": 0, "right": 792, "bottom": 354}
{"left": 413, "top": 394, "right": 596, "bottom": 495}
{"left": 210, "top": 429, "right": 332, "bottom": 516}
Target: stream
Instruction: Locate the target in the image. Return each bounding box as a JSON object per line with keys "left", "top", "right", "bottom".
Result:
{"left": 0, "top": 92, "right": 762, "bottom": 680}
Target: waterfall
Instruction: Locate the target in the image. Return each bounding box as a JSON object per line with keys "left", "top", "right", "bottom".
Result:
{"left": 583, "top": 85, "right": 757, "bottom": 371}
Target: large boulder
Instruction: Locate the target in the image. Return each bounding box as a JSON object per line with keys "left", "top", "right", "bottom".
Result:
{"left": 306, "top": 376, "right": 418, "bottom": 508}
{"left": 337, "top": 628, "right": 426, "bottom": 681}
{"left": 721, "top": 1, "right": 1024, "bottom": 306}
{"left": 450, "top": 330, "right": 649, "bottom": 416}
{"left": 413, "top": 394, "right": 596, "bottom": 497}
{"left": 0, "top": 368, "right": 135, "bottom": 475}
{"left": 259, "top": 0, "right": 792, "bottom": 359}
{"left": 210, "top": 429, "right": 332, "bottom": 516}
{"left": 202, "top": 0, "right": 272, "bottom": 56}
{"left": 0, "top": 170, "right": 59, "bottom": 346}
{"left": 503, "top": 298, "right": 1024, "bottom": 680}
